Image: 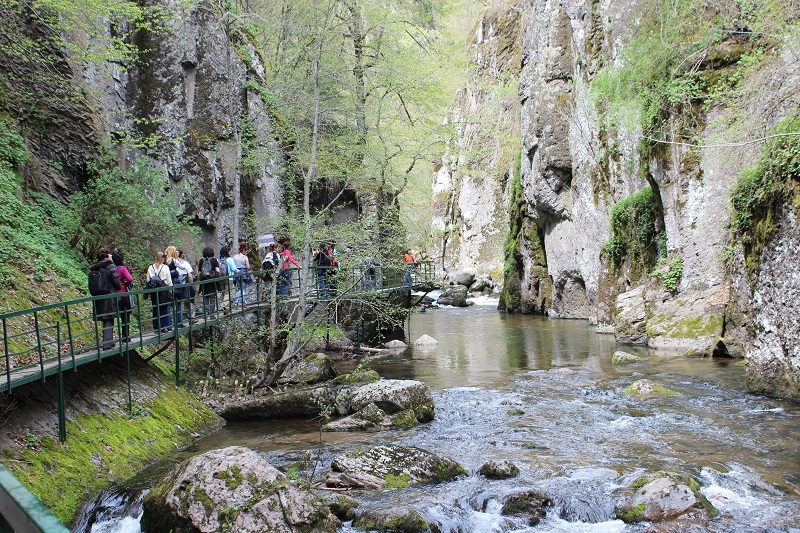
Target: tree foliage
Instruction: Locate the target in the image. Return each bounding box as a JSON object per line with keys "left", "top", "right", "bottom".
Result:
{"left": 67, "top": 152, "right": 197, "bottom": 275}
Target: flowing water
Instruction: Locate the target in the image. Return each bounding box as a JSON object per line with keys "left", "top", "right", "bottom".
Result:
{"left": 77, "top": 301, "right": 800, "bottom": 532}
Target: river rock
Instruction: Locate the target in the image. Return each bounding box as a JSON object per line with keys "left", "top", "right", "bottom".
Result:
{"left": 325, "top": 445, "right": 467, "bottom": 489}
{"left": 438, "top": 285, "right": 469, "bottom": 306}
{"left": 478, "top": 459, "right": 520, "bottom": 479}
{"left": 500, "top": 489, "right": 552, "bottom": 526}
{"left": 413, "top": 334, "right": 439, "bottom": 346}
{"left": 217, "top": 384, "right": 338, "bottom": 420}
{"left": 448, "top": 269, "right": 476, "bottom": 287}
{"left": 141, "top": 446, "right": 336, "bottom": 533}
{"left": 384, "top": 339, "right": 408, "bottom": 349}
{"left": 278, "top": 352, "right": 337, "bottom": 385}
{"left": 353, "top": 507, "right": 429, "bottom": 533}
{"left": 612, "top": 351, "right": 643, "bottom": 364}
{"left": 624, "top": 379, "right": 678, "bottom": 396}
{"left": 616, "top": 471, "right": 717, "bottom": 523}
{"left": 337, "top": 379, "right": 434, "bottom": 422}
{"left": 323, "top": 493, "right": 360, "bottom": 521}
{"left": 615, "top": 287, "right": 648, "bottom": 345}
{"left": 322, "top": 403, "right": 418, "bottom": 432}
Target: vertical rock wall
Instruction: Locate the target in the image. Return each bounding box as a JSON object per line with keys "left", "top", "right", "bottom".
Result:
{"left": 127, "top": 0, "right": 286, "bottom": 247}
{"left": 430, "top": 2, "right": 522, "bottom": 286}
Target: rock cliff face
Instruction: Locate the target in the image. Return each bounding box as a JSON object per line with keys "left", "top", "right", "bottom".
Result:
{"left": 1, "top": 0, "right": 289, "bottom": 248}
{"left": 127, "top": 0, "right": 288, "bottom": 245}
{"left": 431, "top": 2, "right": 522, "bottom": 286}
{"left": 496, "top": 0, "right": 800, "bottom": 400}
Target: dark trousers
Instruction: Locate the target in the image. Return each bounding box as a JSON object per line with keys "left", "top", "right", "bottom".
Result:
{"left": 118, "top": 296, "right": 132, "bottom": 341}
{"left": 151, "top": 292, "right": 172, "bottom": 331}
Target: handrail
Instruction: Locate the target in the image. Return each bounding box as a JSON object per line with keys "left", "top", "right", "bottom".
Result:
{"left": 0, "top": 464, "right": 70, "bottom": 532}
{"left": 0, "top": 262, "right": 437, "bottom": 393}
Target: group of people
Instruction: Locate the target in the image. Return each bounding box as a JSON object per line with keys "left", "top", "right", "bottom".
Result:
{"left": 89, "top": 240, "right": 420, "bottom": 349}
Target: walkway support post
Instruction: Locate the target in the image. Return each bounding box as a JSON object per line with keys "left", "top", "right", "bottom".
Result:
{"left": 56, "top": 323, "right": 66, "bottom": 443}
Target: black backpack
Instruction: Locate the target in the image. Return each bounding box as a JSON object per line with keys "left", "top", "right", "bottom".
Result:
{"left": 88, "top": 268, "right": 111, "bottom": 296}
{"left": 145, "top": 267, "right": 167, "bottom": 290}
{"left": 200, "top": 258, "right": 217, "bottom": 280}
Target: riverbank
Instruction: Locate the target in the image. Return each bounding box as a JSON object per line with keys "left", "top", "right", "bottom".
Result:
{"left": 0, "top": 353, "right": 223, "bottom": 525}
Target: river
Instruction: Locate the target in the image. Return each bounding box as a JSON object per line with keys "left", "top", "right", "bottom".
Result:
{"left": 76, "top": 301, "right": 800, "bottom": 532}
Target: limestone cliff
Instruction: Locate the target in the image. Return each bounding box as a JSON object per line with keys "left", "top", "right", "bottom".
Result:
{"left": 501, "top": 0, "right": 800, "bottom": 400}
{"left": 431, "top": 2, "right": 522, "bottom": 287}
{"left": 0, "top": 0, "right": 289, "bottom": 249}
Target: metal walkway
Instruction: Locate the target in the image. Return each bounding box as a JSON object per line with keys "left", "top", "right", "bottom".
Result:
{"left": 0, "top": 263, "right": 436, "bottom": 400}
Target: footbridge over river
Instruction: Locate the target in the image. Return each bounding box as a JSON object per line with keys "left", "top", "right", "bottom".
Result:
{"left": 0, "top": 263, "right": 438, "bottom": 531}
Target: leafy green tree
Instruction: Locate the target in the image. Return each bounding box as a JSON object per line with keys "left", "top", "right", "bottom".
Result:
{"left": 67, "top": 152, "right": 198, "bottom": 275}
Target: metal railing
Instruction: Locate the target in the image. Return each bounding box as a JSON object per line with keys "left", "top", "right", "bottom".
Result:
{"left": 0, "top": 262, "right": 436, "bottom": 396}
{"left": 0, "top": 465, "right": 69, "bottom": 532}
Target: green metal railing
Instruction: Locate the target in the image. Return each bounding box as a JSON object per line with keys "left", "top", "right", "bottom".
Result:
{"left": 0, "top": 261, "right": 435, "bottom": 397}
{"left": 0, "top": 465, "right": 69, "bottom": 533}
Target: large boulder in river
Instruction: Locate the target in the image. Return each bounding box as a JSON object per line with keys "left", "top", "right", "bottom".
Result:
{"left": 500, "top": 490, "right": 552, "bottom": 526}
{"left": 278, "top": 352, "right": 337, "bottom": 385}
{"left": 438, "top": 285, "right": 469, "bottom": 307}
{"left": 414, "top": 334, "right": 439, "bottom": 346}
{"left": 616, "top": 471, "right": 717, "bottom": 524}
{"left": 624, "top": 379, "right": 678, "bottom": 396}
{"left": 325, "top": 445, "right": 467, "bottom": 489}
{"left": 478, "top": 459, "right": 520, "bottom": 479}
{"left": 218, "top": 384, "right": 337, "bottom": 420}
{"left": 325, "top": 379, "right": 435, "bottom": 431}
{"left": 448, "top": 269, "right": 476, "bottom": 287}
{"left": 141, "top": 446, "right": 337, "bottom": 533}
{"left": 612, "top": 351, "right": 643, "bottom": 364}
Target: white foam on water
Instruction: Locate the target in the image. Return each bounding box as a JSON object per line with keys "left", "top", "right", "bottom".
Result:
{"left": 90, "top": 512, "right": 142, "bottom": 533}
{"left": 467, "top": 295, "right": 500, "bottom": 306}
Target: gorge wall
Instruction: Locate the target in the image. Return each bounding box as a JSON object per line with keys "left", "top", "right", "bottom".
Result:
{"left": 442, "top": 0, "right": 800, "bottom": 401}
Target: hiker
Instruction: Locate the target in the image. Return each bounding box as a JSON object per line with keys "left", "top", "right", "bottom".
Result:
{"left": 362, "top": 256, "right": 380, "bottom": 290}
{"left": 278, "top": 240, "right": 300, "bottom": 297}
{"left": 314, "top": 242, "right": 332, "bottom": 297}
{"left": 146, "top": 251, "right": 173, "bottom": 332}
{"left": 403, "top": 249, "right": 416, "bottom": 286}
{"left": 176, "top": 249, "right": 196, "bottom": 320}
{"left": 261, "top": 243, "right": 281, "bottom": 298}
{"left": 218, "top": 245, "right": 239, "bottom": 310}
{"left": 233, "top": 242, "right": 251, "bottom": 306}
{"left": 88, "top": 248, "right": 121, "bottom": 349}
{"left": 198, "top": 247, "right": 221, "bottom": 317}
{"left": 165, "top": 246, "right": 185, "bottom": 327}
{"left": 111, "top": 249, "right": 133, "bottom": 343}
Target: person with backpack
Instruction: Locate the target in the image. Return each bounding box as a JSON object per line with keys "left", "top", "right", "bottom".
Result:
{"left": 111, "top": 249, "right": 133, "bottom": 343}
{"left": 233, "top": 243, "right": 252, "bottom": 306}
{"left": 278, "top": 240, "right": 300, "bottom": 298}
{"left": 146, "top": 251, "right": 173, "bottom": 332}
{"left": 197, "top": 247, "right": 221, "bottom": 317}
{"left": 165, "top": 246, "right": 185, "bottom": 327}
{"left": 176, "top": 249, "right": 196, "bottom": 319}
{"left": 218, "top": 246, "right": 239, "bottom": 311}
{"left": 88, "top": 248, "right": 121, "bottom": 349}
{"left": 314, "top": 242, "right": 332, "bottom": 297}
{"left": 362, "top": 256, "right": 380, "bottom": 290}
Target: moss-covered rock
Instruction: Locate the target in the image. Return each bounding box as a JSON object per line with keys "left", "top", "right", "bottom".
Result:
{"left": 478, "top": 459, "right": 520, "bottom": 479}
{"left": 325, "top": 445, "right": 467, "bottom": 489}
{"left": 500, "top": 489, "right": 552, "bottom": 526}
{"left": 612, "top": 350, "right": 643, "bottom": 364}
{"left": 142, "top": 446, "right": 337, "bottom": 533}
{"left": 624, "top": 379, "right": 678, "bottom": 396}
{"left": 353, "top": 507, "right": 429, "bottom": 533}
{"left": 616, "top": 471, "right": 717, "bottom": 524}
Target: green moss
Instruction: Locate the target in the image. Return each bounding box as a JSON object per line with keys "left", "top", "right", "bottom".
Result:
{"left": 391, "top": 409, "right": 419, "bottom": 430}
{"left": 213, "top": 465, "right": 244, "bottom": 491}
{"left": 383, "top": 473, "right": 412, "bottom": 489}
{"left": 333, "top": 370, "right": 380, "bottom": 383}
{"left": 506, "top": 408, "right": 525, "bottom": 416}
{"left": 646, "top": 313, "right": 723, "bottom": 340}
{"left": 731, "top": 114, "right": 800, "bottom": 282}
{"left": 618, "top": 503, "right": 647, "bottom": 523}
{"left": 693, "top": 492, "right": 719, "bottom": 518}
{"left": 431, "top": 460, "right": 468, "bottom": 482}
{"left": 604, "top": 186, "right": 661, "bottom": 274}
{"left": 5, "top": 371, "right": 221, "bottom": 525}
{"left": 384, "top": 510, "right": 429, "bottom": 533}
